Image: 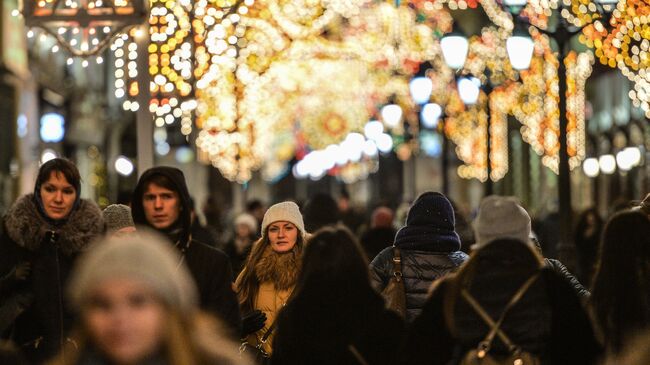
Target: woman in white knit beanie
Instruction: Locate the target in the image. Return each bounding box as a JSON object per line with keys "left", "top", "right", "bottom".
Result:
{"left": 234, "top": 201, "right": 306, "bottom": 359}
{"left": 48, "top": 230, "right": 251, "bottom": 365}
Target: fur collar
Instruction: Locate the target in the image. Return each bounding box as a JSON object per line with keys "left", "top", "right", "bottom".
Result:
{"left": 254, "top": 244, "right": 302, "bottom": 291}
{"left": 4, "top": 194, "right": 104, "bottom": 255}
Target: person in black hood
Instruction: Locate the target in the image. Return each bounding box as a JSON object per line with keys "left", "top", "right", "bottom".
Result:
{"left": 131, "top": 166, "right": 241, "bottom": 333}
{"left": 369, "top": 192, "right": 468, "bottom": 322}
{"left": 0, "top": 158, "right": 103, "bottom": 364}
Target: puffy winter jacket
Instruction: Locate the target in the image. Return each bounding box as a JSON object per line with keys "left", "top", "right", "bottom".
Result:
{"left": 370, "top": 246, "right": 467, "bottom": 322}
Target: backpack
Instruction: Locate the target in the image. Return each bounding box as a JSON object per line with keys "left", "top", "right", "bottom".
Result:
{"left": 452, "top": 273, "right": 543, "bottom": 365}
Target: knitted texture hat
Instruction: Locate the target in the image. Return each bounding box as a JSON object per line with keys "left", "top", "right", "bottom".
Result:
{"left": 473, "top": 195, "right": 531, "bottom": 248}
{"left": 394, "top": 192, "right": 461, "bottom": 252}
{"left": 102, "top": 204, "right": 135, "bottom": 234}
{"left": 234, "top": 213, "right": 258, "bottom": 233}
{"left": 68, "top": 230, "right": 198, "bottom": 314}
{"left": 261, "top": 201, "right": 305, "bottom": 237}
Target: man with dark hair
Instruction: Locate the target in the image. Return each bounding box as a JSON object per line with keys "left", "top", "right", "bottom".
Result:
{"left": 131, "top": 167, "right": 241, "bottom": 332}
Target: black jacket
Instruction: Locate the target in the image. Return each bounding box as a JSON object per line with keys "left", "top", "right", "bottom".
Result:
{"left": 401, "top": 267, "right": 601, "bottom": 365}
{"left": 544, "top": 258, "right": 589, "bottom": 300}
{"left": 370, "top": 244, "right": 468, "bottom": 322}
{"left": 272, "top": 287, "right": 404, "bottom": 365}
{"left": 0, "top": 195, "right": 103, "bottom": 364}
{"left": 131, "top": 167, "right": 241, "bottom": 333}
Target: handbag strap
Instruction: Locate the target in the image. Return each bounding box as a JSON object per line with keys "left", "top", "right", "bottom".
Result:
{"left": 391, "top": 246, "right": 403, "bottom": 280}
{"left": 259, "top": 320, "right": 276, "bottom": 344}
{"left": 461, "top": 272, "right": 540, "bottom": 354}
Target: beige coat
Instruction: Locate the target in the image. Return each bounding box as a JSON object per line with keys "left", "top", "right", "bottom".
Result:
{"left": 246, "top": 282, "right": 293, "bottom": 354}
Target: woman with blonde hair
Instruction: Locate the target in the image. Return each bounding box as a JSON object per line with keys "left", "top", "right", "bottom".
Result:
{"left": 235, "top": 201, "right": 306, "bottom": 361}
{"left": 49, "top": 230, "right": 250, "bottom": 365}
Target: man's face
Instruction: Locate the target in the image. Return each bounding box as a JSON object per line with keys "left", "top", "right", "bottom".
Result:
{"left": 142, "top": 183, "right": 180, "bottom": 230}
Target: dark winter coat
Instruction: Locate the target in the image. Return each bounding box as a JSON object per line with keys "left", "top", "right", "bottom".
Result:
{"left": 0, "top": 195, "right": 103, "bottom": 364}
{"left": 370, "top": 240, "right": 468, "bottom": 322}
{"left": 131, "top": 167, "right": 241, "bottom": 333}
{"left": 271, "top": 287, "right": 404, "bottom": 365}
{"left": 401, "top": 267, "right": 601, "bottom": 365}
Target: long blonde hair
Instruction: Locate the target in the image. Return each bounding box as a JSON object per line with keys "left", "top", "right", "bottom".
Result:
{"left": 234, "top": 228, "right": 305, "bottom": 313}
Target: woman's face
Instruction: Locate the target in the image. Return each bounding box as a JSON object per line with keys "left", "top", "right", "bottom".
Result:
{"left": 83, "top": 279, "right": 166, "bottom": 365}
{"left": 268, "top": 221, "right": 298, "bottom": 253}
{"left": 235, "top": 223, "right": 252, "bottom": 239}
{"left": 40, "top": 171, "right": 77, "bottom": 220}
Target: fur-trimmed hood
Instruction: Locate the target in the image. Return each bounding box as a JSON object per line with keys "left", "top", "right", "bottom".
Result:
{"left": 4, "top": 194, "right": 103, "bottom": 255}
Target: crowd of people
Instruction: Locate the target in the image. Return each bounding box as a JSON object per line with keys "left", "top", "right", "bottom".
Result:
{"left": 0, "top": 157, "right": 648, "bottom": 365}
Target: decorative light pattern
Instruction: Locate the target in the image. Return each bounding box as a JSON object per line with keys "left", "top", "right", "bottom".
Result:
{"left": 192, "top": 0, "right": 371, "bottom": 182}
{"left": 20, "top": 0, "right": 147, "bottom": 58}
{"left": 556, "top": 0, "right": 649, "bottom": 116}
{"left": 513, "top": 29, "right": 592, "bottom": 173}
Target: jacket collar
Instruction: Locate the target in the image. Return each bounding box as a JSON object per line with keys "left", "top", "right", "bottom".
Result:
{"left": 4, "top": 194, "right": 103, "bottom": 255}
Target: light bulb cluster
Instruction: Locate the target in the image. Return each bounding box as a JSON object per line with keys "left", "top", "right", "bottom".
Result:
{"left": 566, "top": 0, "right": 650, "bottom": 117}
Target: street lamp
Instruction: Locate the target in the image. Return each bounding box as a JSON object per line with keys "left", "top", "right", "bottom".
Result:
{"left": 501, "top": 0, "right": 615, "bottom": 265}
{"left": 441, "top": 32, "right": 469, "bottom": 70}
{"left": 507, "top": 25, "right": 534, "bottom": 70}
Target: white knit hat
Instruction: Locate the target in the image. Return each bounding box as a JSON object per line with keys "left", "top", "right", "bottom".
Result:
{"left": 68, "top": 230, "right": 198, "bottom": 314}
{"left": 261, "top": 201, "right": 305, "bottom": 237}
{"left": 234, "top": 213, "right": 258, "bottom": 233}
{"left": 473, "top": 195, "right": 531, "bottom": 248}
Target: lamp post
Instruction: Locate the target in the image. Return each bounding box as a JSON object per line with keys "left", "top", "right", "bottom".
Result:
{"left": 439, "top": 32, "right": 469, "bottom": 196}
{"left": 502, "top": 0, "right": 614, "bottom": 264}
{"left": 442, "top": 28, "right": 533, "bottom": 195}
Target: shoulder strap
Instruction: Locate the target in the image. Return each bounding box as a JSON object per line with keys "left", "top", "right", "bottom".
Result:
{"left": 259, "top": 320, "right": 276, "bottom": 343}
{"left": 391, "top": 246, "right": 403, "bottom": 278}
{"left": 461, "top": 272, "right": 540, "bottom": 353}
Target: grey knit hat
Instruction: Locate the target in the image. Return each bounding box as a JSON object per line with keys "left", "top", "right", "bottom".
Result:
{"left": 261, "top": 201, "right": 305, "bottom": 237}
{"left": 473, "top": 195, "right": 531, "bottom": 248}
{"left": 102, "top": 204, "right": 135, "bottom": 234}
{"left": 68, "top": 230, "right": 198, "bottom": 314}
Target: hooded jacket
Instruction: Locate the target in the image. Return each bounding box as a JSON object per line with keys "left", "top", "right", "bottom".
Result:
{"left": 369, "top": 192, "right": 468, "bottom": 322}
{"left": 0, "top": 194, "right": 103, "bottom": 364}
{"left": 131, "top": 167, "right": 241, "bottom": 332}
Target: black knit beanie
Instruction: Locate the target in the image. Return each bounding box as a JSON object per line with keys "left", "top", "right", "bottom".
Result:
{"left": 394, "top": 192, "right": 460, "bottom": 252}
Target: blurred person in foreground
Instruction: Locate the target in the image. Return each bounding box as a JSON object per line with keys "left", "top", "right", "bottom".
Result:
{"left": 131, "top": 167, "right": 240, "bottom": 332}
{"left": 271, "top": 225, "right": 404, "bottom": 365}
{"left": 0, "top": 158, "right": 103, "bottom": 363}
{"left": 48, "top": 230, "right": 252, "bottom": 365}
{"left": 401, "top": 196, "right": 600, "bottom": 365}
{"left": 590, "top": 209, "right": 650, "bottom": 355}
